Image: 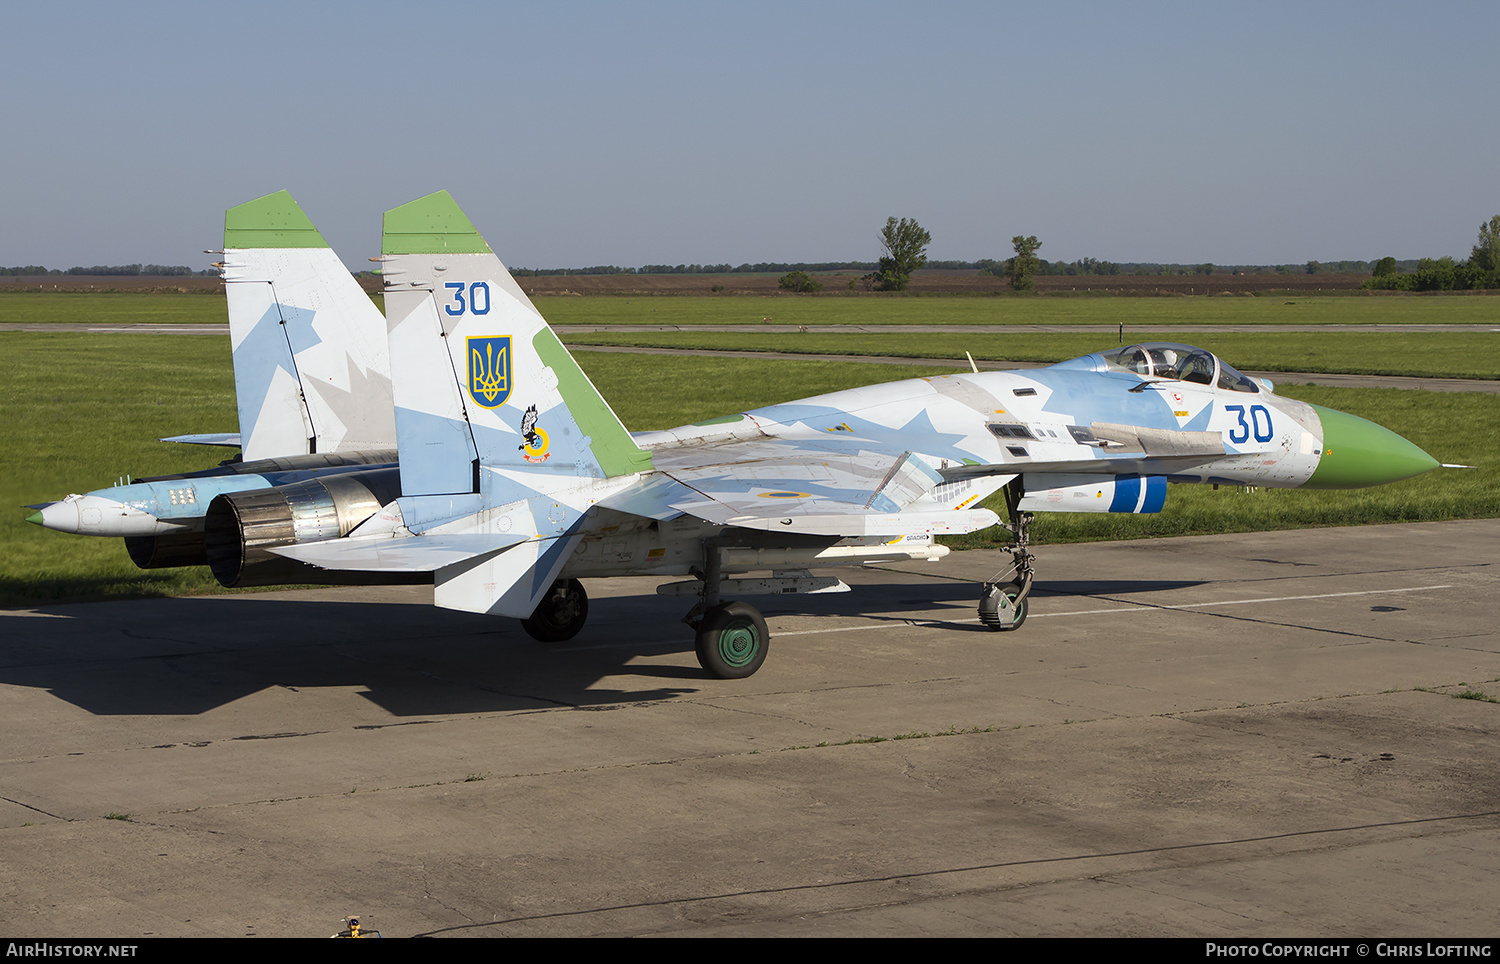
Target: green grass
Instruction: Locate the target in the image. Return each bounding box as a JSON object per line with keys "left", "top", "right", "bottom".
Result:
{"left": 0, "top": 292, "right": 230, "bottom": 325}
{"left": 2, "top": 334, "right": 238, "bottom": 604}
{"left": 534, "top": 293, "right": 1500, "bottom": 327}
{"left": 560, "top": 330, "right": 1500, "bottom": 380}
{"left": 2, "top": 331, "right": 1493, "bottom": 606}
{"left": 6, "top": 290, "right": 1496, "bottom": 329}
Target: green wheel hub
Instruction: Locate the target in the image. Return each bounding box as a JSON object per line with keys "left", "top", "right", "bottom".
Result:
{"left": 695, "top": 602, "right": 770, "bottom": 679}
{"left": 716, "top": 618, "right": 762, "bottom": 667}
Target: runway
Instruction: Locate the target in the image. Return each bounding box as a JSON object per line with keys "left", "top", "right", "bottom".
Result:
{"left": 2, "top": 520, "right": 1496, "bottom": 936}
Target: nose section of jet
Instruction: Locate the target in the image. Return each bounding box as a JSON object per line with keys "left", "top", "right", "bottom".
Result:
{"left": 1305, "top": 404, "right": 1439, "bottom": 489}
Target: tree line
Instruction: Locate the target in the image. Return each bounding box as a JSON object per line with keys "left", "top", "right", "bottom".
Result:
{"left": 1360, "top": 217, "right": 1500, "bottom": 291}
{"left": 0, "top": 264, "right": 213, "bottom": 276}
{"left": 11, "top": 216, "right": 1496, "bottom": 289}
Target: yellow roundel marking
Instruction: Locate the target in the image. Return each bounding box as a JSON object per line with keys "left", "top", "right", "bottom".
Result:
{"left": 524, "top": 427, "right": 550, "bottom": 458}
{"left": 759, "top": 490, "right": 811, "bottom": 498}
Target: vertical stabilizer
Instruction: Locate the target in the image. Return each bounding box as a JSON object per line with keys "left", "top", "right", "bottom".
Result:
{"left": 223, "top": 191, "right": 395, "bottom": 460}
{"left": 378, "top": 191, "right": 654, "bottom": 618}
{"left": 380, "top": 190, "right": 652, "bottom": 501}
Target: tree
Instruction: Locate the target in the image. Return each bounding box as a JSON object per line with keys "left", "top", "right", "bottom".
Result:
{"left": 1005, "top": 235, "right": 1042, "bottom": 292}
{"left": 777, "top": 270, "right": 822, "bottom": 293}
{"left": 1372, "top": 256, "right": 1398, "bottom": 277}
{"left": 1470, "top": 215, "right": 1500, "bottom": 274}
{"left": 875, "top": 217, "right": 930, "bottom": 291}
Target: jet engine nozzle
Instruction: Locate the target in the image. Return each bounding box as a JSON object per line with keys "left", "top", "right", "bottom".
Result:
{"left": 203, "top": 468, "right": 409, "bottom": 587}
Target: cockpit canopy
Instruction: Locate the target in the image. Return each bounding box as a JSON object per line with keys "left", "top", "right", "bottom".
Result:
{"left": 1098, "top": 342, "right": 1261, "bottom": 393}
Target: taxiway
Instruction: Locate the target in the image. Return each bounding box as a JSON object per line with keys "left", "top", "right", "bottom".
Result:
{"left": 1, "top": 521, "right": 1496, "bottom": 936}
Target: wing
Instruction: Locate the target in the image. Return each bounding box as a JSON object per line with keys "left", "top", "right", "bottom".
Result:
{"left": 936, "top": 422, "right": 1234, "bottom": 482}
{"left": 604, "top": 437, "right": 1000, "bottom": 537}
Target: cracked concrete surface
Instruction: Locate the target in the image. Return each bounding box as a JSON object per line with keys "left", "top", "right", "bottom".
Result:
{"left": 0, "top": 520, "right": 1496, "bottom": 936}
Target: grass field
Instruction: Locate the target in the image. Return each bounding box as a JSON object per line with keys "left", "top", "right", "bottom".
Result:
{"left": 0, "top": 291, "right": 227, "bottom": 326}
{"left": 5, "top": 289, "right": 1500, "bottom": 328}
{"left": 541, "top": 294, "right": 1500, "bottom": 327}
{"left": 559, "top": 329, "right": 1500, "bottom": 380}
{"left": 2, "top": 291, "right": 1494, "bottom": 606}
{"left": 3, "top": 334, "right": 238, "bottom": 603}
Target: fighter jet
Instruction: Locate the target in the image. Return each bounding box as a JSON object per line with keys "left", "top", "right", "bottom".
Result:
{"left": 27, "top": 191, "right": 403, "bottom": 582}
{"left": 235, "top": 190, "right": 1439, "bottom": 679}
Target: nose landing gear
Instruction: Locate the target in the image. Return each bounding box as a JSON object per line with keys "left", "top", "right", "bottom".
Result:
{"left": 979, "top": 482, "right": 1034, "bottom": 632}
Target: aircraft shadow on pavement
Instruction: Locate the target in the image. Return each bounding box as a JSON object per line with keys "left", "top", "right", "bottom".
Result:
{"left": 1, "top": 575, "right": 1207, "bottom": 717}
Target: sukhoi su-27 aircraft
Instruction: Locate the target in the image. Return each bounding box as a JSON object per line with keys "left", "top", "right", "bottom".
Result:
{"left": 29, "top": 191, "right": 1441, "bottom": 679}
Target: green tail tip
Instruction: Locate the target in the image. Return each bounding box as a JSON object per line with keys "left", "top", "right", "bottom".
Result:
{"left": 382, "top": 191, "right": 491, "bottom": 255}
{"left": 224, "top": 189, "right": 327, "bottom": 249}
{"left": 25, "top": 510, "right": 43, "bottom": 526}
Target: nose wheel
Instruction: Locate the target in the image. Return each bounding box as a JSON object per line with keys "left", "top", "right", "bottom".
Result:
{"left": 978, "top": 581, "right": 1028, "bottom": 630}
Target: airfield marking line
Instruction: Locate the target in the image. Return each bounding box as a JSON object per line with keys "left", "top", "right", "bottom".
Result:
{"left": 413, "top": 808, "right": 1500, "bottom": 937}
{"left": 1036, "top": 583, "right": 1456, "bottom": 617}
{"left": 767, "top": 584, "right": 1454, "bottom": 637}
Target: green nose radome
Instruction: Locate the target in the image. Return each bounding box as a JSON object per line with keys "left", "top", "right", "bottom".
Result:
{"left": 1306, "top": 404, "right": 1439, "bottom": 489}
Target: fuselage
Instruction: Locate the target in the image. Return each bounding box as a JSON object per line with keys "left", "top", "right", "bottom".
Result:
{"left": 564, "top": 345, "right": 1436, "bottom": 581}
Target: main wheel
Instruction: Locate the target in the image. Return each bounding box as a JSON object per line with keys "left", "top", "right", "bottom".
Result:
{"left": 978, "top": 582, "right": 1028, "bottom": 631}
{"left": 694, "top": 601, "right": 769, "bottom": 679}
{"left": 521, "top": 578, "right": 589, "bottom": 642}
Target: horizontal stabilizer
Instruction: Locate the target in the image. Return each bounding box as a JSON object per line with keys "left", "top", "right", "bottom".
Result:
{"left": 269, "top": 531, "right": 526, "bottom": 572}
{"left": 161, "top": 433, "right": 242, "bottom": 448}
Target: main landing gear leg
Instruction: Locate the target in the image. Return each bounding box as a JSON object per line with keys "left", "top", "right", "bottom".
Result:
{"left": 978, "top": 480, "right": 1035, "bottom": 632}
{"left": 684, "top": 541, "right": 769, "bottom": 679}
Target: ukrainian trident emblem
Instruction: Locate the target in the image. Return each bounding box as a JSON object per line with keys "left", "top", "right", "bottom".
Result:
{"left": 467, "top": 336, "right": 512, "bottom": 408}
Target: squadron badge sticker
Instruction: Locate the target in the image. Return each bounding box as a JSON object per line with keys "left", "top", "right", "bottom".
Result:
{"left": 467, "top": 336, "right": 512, "bottom": 409}
{"left": 518, "top": 404, "right": 550, "bottom": 462}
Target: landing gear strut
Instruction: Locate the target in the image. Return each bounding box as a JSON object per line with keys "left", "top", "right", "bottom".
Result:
{"left": 979, "top": 480, "right": 1035, "bottom": 632}
{"left": 521, "top": 578, "right": 589, "bottom": 642}
{"left": 684, "top": 540, "right": 769, "bottom": 679}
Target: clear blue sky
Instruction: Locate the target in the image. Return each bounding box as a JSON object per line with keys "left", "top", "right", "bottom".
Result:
{"left": 2, "top": 0, "right": 1495, "bottom": 270}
